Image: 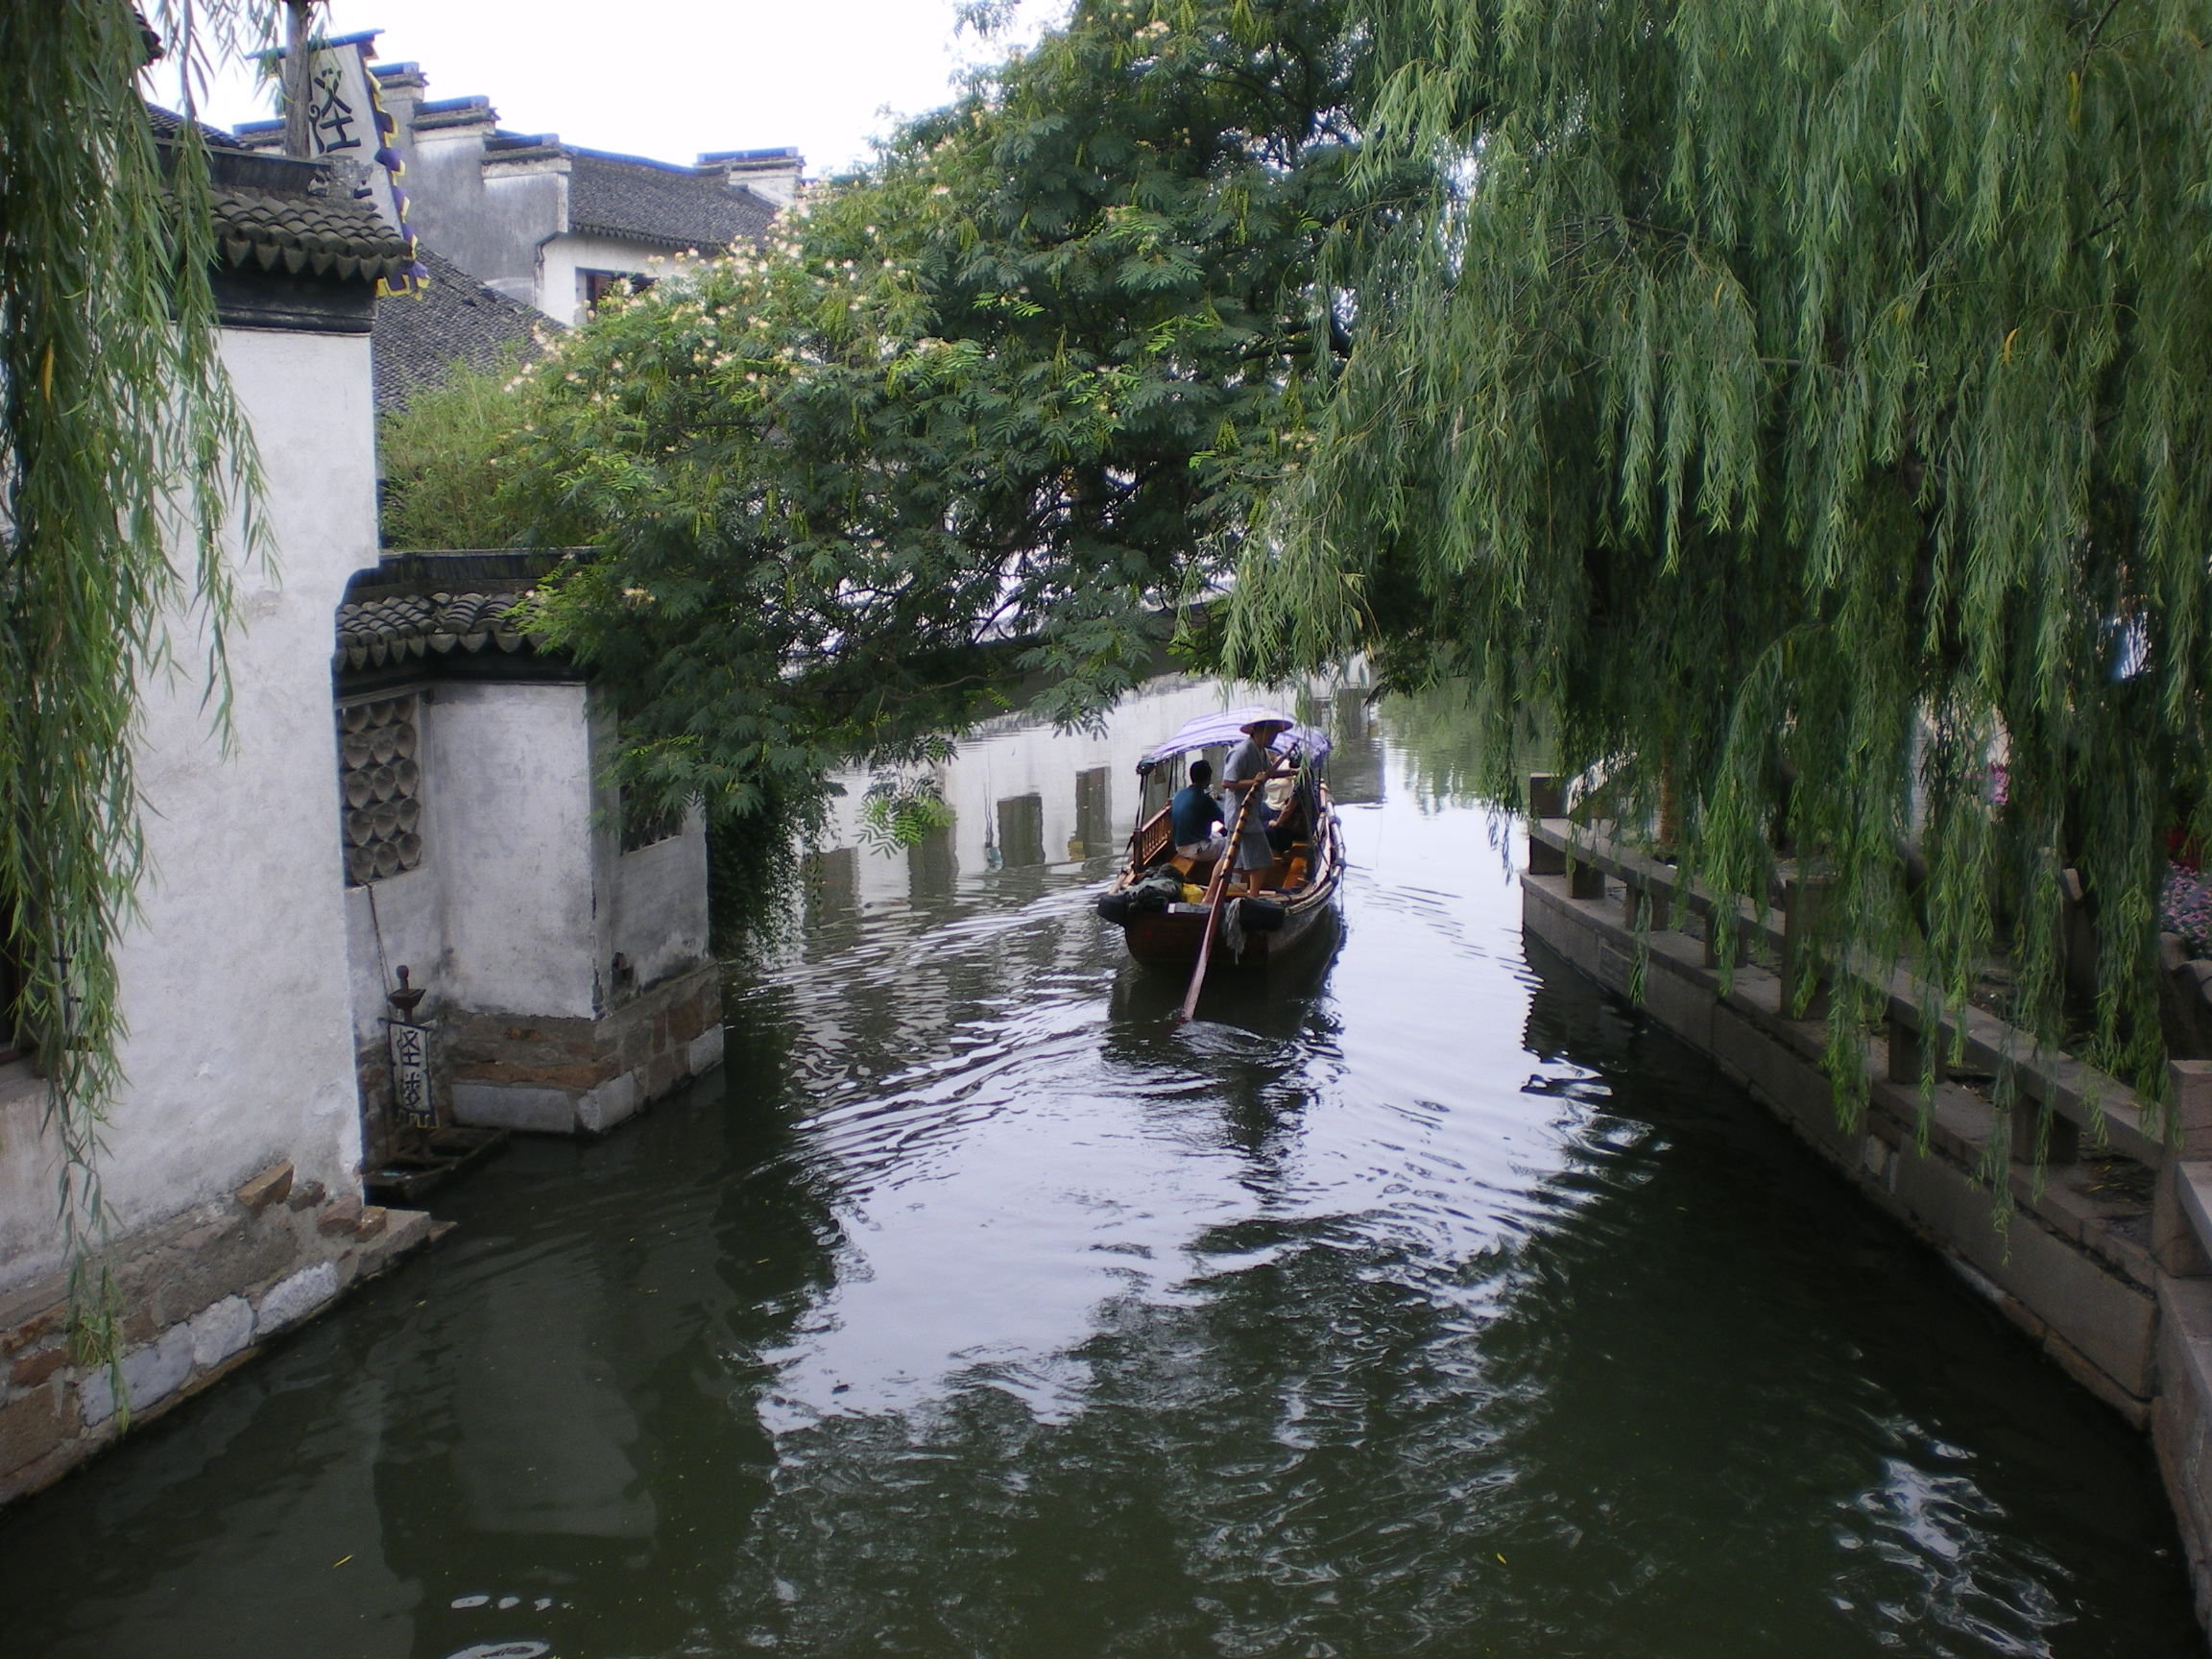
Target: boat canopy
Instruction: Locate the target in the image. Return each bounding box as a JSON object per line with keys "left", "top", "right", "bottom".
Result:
{"left": 1136, "top": 706, "right": 1334, "bottom": 772}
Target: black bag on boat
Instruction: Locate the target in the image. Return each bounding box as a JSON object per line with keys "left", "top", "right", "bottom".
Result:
{"left": 1099, "top": 870, "right": 1184, "bottom": 922}
{"left": 1238, "top": 896, "right": 1286, "bottom": 933}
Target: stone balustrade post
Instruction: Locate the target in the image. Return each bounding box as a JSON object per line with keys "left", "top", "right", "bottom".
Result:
{"left": 1887, "top": 1014, "right": 1946, "bottom": 1087}
{"left": 1780, "top": 874, "right": 1833, "bottom": 1021}
{"left": 2153, "top": 1060, "right": 2212, "bottom": 1277}
{"left": 2008, "top": 1095, "right": 2079, "bottom": 1166}
{"left": 1527, "top": 774, "right": 1566, "bottom": 876}
{"left": 1624, "top": 874, "right": 1671, "bottom": 932}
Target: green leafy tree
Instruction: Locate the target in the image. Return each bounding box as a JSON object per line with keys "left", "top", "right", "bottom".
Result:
{"left": 509, "top": 0, "right": 1368, "bottom": 838}
{"left": 1231, "top": 0, "right": 2212, "bottom": 1114}
{"left": 3, "top": 1, "right": 272, "bottom": 1350}
{"left": 376, "top": 351, "right": 544, "bottom": 551}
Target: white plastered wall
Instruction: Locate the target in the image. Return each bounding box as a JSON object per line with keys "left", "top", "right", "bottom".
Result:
{"left": 537, "top": 233, "right": 682, "bottom": 325}
{"left": 424, "top": 680, "right": 604, "bottom": 1019}
{"left": 609, "top": 810, "right": 710, "bottom": 992}
{"left": 0, "top": 323, "right": 379, "bottom": 1290}
{"left": 340, "top": 679, "right": 706, "bottom": 1064}
{"left": 343, "top": 855, "right": 445, "bottom": 1050}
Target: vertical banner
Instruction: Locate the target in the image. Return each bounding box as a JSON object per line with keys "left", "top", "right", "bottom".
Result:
{"left": 286, "top": 33, "right": 427, "bottom": 296}
{"left": 387, "top": 1018, "right": 435, "bottom": 1130}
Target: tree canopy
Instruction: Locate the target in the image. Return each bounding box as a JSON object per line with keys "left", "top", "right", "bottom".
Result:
{"left": 469, "top": 0, "right": 1367, "bottom": 830}
{"left": 1229, "top": 0, "right": 2212, "bottom": 1105}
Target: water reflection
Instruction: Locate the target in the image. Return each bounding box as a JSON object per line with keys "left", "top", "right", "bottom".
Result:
{"left": 1326, "top": 685, "right": 1385, "bottom": 805}
{"left": 0, "top": 674, "right": 2194, "bottom": 1659}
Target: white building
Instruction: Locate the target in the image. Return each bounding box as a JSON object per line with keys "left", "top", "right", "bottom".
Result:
{"left": 241, "top": 60, "right": 802, "bottom": 325}
{"left": 1, "top": 124, "right": 723, "bottom": 1510}
{"left": 0, "top": 137, "right": 428, "bottom": 1503}
{"left": 330, "top": 553, "right": 722, "bottom": 1146}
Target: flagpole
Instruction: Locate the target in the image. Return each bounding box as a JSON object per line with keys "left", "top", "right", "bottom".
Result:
{"left": 283, "top": 2, "right": 313, "bottom": 158}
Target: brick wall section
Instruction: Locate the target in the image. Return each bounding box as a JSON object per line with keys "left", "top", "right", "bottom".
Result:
{"left": 354, "top": 1041, "right": 401, "bottom": 1171}
{"left": 0, "top": 1165, "right": 434, "bottom": 1508}
{"left": 445, "top": 961, "right": 724, "bottom": 1134}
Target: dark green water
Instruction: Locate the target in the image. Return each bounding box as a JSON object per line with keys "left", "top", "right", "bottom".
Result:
{"left": 0, "top": 685, "right": 2197, "bottom": 1658}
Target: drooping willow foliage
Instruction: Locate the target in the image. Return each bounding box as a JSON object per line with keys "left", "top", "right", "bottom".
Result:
{"left": 2, "top": 2, "right": 270, "bottom": 1349}
{"left": 1227, "top": 0, "right": 2212, "bottom": 1131}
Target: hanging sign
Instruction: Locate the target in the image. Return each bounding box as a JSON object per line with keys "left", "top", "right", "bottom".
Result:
{"left": 387, "top": 1018, "right": 435, "bottom": 1129}
{"left": 281, "top": 30, "right": 427, "bottom": 297}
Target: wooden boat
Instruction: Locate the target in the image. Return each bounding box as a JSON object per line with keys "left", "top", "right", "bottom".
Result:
{"left": 1095, "top": 706, "right": 1344, "bottom": 970}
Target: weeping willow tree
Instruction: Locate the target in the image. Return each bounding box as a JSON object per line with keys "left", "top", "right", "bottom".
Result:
{"left": 2, "top": 2, "right": 269, "bottom": 1352}
{"left": 1229, "top": 0, "right": 2212, "bottom": 1128}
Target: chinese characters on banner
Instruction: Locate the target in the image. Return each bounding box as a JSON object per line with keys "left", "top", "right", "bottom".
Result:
{"left": 285, "top": 32, "right": 427, "bottom": 296}
{"left": 387, "top": 1018, "right": 434, "bottom": 1130}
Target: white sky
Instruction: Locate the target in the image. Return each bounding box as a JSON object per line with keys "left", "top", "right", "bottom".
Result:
{"left": 172, "top": 0, "right": 1066, "bottom": 179}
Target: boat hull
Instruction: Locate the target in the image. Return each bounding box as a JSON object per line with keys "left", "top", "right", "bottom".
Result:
{"left": 1102, "top": 775, "right": 1343, "bottom": 979}
{"left": 1119, "top": 895, "right": 1334, "bottom": 969}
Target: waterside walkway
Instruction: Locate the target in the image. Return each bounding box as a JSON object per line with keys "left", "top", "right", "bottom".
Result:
{"left": 1521, "top": 808, "right": 2212, "bottom": 1640}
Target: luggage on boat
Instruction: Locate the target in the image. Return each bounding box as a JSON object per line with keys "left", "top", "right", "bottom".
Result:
{"left": 1096, "top": 868, "right": 1184, "bottom": 923}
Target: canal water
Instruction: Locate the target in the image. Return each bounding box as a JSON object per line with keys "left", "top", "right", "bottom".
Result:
{"left": 0, "top": 679, "right": 2197, "bottom": 1657}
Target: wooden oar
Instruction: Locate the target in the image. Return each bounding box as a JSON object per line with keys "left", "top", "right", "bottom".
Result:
{"left": 1175, "top": 763, "right": 1273, "bottom": 1023}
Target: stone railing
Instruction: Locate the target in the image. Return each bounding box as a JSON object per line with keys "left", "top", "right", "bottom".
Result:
{"left": 1519, "top": 775, "right": 2212, "bottom": 1632}
{"left": 1525, "top": 776, "right": 2172, "bottom": 1169}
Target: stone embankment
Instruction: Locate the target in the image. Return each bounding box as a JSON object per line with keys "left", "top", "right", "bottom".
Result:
{"left": 0, "top": 1163, "right": 433, "bottom": 1505}
{"left": 1520, "top": 804, "right": 2212, "bottom": 1641}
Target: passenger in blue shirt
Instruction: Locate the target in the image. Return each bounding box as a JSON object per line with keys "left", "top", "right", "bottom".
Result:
{"left": 1169, "top": 760, "right": 1225, "bottom": 859}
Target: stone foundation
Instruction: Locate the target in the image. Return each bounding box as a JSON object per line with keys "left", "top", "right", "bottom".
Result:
{"left": 444, "top": 961, "right": 724, "bottom": 1135}
{"left": 0, "top": 1161, "right": 434, "bottom": 1507}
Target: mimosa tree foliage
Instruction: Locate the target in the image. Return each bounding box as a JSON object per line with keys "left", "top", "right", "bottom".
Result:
{"left": 1230, "top": 0, "right": 2212, "bottom": 1111}
{"left": 3, "top": 1, "right": 268, "bottom": 1346}
{"left": 503, "top": 0, "right": 1366, "bottom": 829}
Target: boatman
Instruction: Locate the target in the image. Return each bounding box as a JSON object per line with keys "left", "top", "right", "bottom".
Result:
{"left": 1222, "top": 715, "right": 1293, "bottom": 890}
{"left": 1169, "top": 759, "right": 1227, "bottom": 861}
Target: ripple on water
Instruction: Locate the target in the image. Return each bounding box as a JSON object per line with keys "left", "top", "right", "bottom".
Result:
{"left": 0, "top": 686, "right": 2193, "bottom": 1659}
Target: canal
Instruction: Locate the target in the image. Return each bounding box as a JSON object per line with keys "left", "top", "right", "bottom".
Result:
{"left": 0, "top": 678, "right": 2197, "bottom": 1657}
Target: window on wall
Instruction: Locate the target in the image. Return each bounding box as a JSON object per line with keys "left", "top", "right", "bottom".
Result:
{"left": 580, "top": 269, "right": 656, "bottom": 313}
{"left": 338, "top": 693, "right": 425, "bottom": 885}
{"left": 620, "top": 790, "right": 685, "bottom": 853}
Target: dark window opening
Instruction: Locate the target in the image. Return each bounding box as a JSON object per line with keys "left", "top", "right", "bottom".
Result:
{"left": 581, "top": 269, "right": 656, "bottom": 313}
{"left": 996, "top": 793, "right": 1046, "bottom": 869}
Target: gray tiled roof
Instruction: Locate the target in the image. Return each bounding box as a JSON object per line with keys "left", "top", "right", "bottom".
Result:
{"left": 373, "top": 247, "right": 554, "bottom": 413}
{"left": 210, "top": 184, "right": 415, "bottom": 281}
{"left": 157, "top": 116, "right": 416, "bottom": 284}
{"left": 566, "top": 149, "right": 779, "bottom": 252}
{"left": 334, "top": 589, "right": 533, "bottom": 671}
{"left": 147, "top": 105, "right": 244, "bottom": 148}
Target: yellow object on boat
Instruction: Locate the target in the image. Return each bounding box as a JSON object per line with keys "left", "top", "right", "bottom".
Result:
{"left": 1182, "top": 883, "right": 1207, "bottom": 903}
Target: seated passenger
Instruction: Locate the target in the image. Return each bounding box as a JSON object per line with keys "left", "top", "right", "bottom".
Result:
{"left": 1169, "top": 759, "right": 1226, "bottom": 860}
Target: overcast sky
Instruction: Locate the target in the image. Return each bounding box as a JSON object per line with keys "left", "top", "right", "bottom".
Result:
{"left": 177, "top": 0, "right": 1065, "bottom": 179}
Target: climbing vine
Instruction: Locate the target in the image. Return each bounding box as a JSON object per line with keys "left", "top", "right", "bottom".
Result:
{"left": 1229, "top": 0, "right": 2212, "bottom": 1135}
{"left": 1, "top": 2, "right": 271, "bottom": 1352}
